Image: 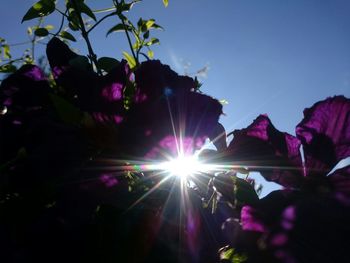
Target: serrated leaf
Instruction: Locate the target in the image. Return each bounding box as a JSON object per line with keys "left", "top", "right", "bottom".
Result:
{"left": 163, "top": 0, "right": 169, "bottom": 7}
{"left": 59, "top": 31, "right": 76, "bottom": 42}
{"left": 49, "top": 94, "right": 83, "bottom": 125}
{"left": 97, "top": 57, "right": 120, "bottom": 73}
{"left": 123, "top": 51, "right": 136, "bottom": 69}
{"left": 34, "top": 28, "right": 49, "bottom": 37}
{"left": 106, "top": 24, "right": 129, "bottom": 36}
{"left": 22, "top": 0, "right": 56, "bottom": 23}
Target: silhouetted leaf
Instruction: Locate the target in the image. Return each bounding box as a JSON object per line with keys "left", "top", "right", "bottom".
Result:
{"left": 22, "top": 0, "right": 55, "bottom": 23}
{"left": 59, "top": 31, "right": 76, "bottom": 42}
{"left": 0, "top": 64, "right": 17, "bottom": 73}
{"left": 235, "top": 178, "right": 259, "bottom": 206}
{"left": 97, "top": 57, "right": 120, "bottom": 72}
{"left": 146, "top": 38, "right": 159, "bottom": 46}
{"left": 68, "top": 22, "right": 79, "bottom": 31}
{"left": 34, "top": 28, "right": 49, "bottom": 37}
{"left": 119, "top": 0, "right": 141, "bottom": 13}
{"left": 80, "top": 2, "right": 96, "bottom": 21}
{"left": 49, "top": 94, "right": 82, "bottom": 125}
{"left": 106, "top": 24, "right": 130, "bottom": 36}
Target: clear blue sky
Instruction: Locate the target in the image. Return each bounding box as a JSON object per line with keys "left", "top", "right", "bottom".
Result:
{"left": 1, "top": 0, "right": 350, "bottom": 195}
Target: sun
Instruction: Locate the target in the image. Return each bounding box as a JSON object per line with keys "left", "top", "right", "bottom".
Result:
{"left": 156, "top": 154, "right": 204, "bottom": 179}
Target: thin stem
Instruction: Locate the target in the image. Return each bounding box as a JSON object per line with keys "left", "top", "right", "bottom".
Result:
{"left": 54, "top": 9, "right": 68, "bottom": 37}
{"left": 8, "top": 41, "right": 32, "bottom": 47}
{"left": 87, "top": 12, "right": 116, "bottom": 34}
{"left": 31, "top": 18, "right": 43, "bottom": 61}
{"left": 70, "top": 0, "right": 101, "bottom": 75}
{"left": 120, "top": 17, "right": 138, "bottom": 65}
{"left": 55, "top": 8, "right": 69, "bottom": 18}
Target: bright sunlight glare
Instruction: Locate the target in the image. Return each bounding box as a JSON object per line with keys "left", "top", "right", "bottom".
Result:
{"left": 155, "top": 155, "right": 205, "bottom": 179}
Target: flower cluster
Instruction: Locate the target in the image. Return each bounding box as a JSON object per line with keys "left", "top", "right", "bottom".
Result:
{"left": 212, "top": 96, "right": 350, "bottom": 262}
{"left": 0, "top": 34, "right": 349, "bottom": 263}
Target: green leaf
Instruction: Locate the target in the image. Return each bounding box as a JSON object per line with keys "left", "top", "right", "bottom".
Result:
{"left": 119, "top": 0, "right": 141, "bottom": 13}
{"left": 145, "top": 19, "right": 155, "bottom": 30}
{"left": 123, "top": 51, "right": 136, "bottom": 69}
{"left": 143, "top": 30, "right": 150, "bottom": 39}
{"left": 106, "top": 24, "right": 130, "bottom": 36}
{"left": 0, "top": 64, "right": 17, "bottom": 73}
{"left": 151, "top": 23, "right": 164, "bottom": 30}
{"left": 45, "top": 24, "right": 54, "bottom": 30}
{"left": 80, "top": 2, "right": 96, "bottom": 21}
{"left": 147, "top": 50, "right": 154, "bottom": 59}
{"left": 68, "top": 22, "right": 79, "bottom": 31}
{"left": 3, "top": 45, "right": 11, "bottom": 59}
{"left": 49, "top": 94, "right": 83, "bottom": 125}
{"left": 34, "top": 28, "right": 49, "bottom": 37}
{"left": 93, "top": 6, "right": 117, "bottom": 13}
{"left": 97, "top": 57, "right": 120, "bottom": 73}
{"left": 219, "top": 247, "right": 248, "bottom": 263}
{"left": 59, "top": 31, "right": 76, "bottom": 42}
{"left": 146, "top": 38, "right": 160, "bottom": 46}
{"left": 67, "top": 10, "right": 80, "bottom": 30}
{"left": 22, "top": 0, "right": 56, "bottom": 23}
{"left": 163, "top": 0, "right": 169, "bottom": 7}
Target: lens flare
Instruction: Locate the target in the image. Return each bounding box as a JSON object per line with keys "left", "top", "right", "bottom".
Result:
{"left": 157, "top": 154, "right": 203, "bottom": 179}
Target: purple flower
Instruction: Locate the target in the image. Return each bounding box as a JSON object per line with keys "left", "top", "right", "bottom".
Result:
{"left": 222, "top": 96, "right": 350, "bottom": 262}
{"left": 225, "top": 96, "right": 350, "bottom": 189}
{"left": 225, "top": 114, "right": 303, "bottom": 187}
{"left": 46, "top": 37, "right": 128, "bottom": 125}
{"left": 119, "top": 60, "right": 223, "bottom": 158}
{"left": 296, "top": 96, "right": 350, "bottom": 177}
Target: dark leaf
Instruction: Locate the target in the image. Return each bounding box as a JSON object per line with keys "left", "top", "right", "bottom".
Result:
{"left": 59, "top": 31, "right": 77, "bottom": 42}
{"left": 80, "top": 2, "right": 96, "bottom": 21}
{"left": 146, "top": 38, "right": 159, "bottom": 46}
{"left": 97, "top": 57, "right": 120, "bottom": 73}
{"left": 22, "top": 0, "right": 56, "bottom": 23}
{"left": 106, "top": 23, "right": 130, "bottom": 36}
{"left": 0, "top": 64, "right": 17, "bottom": 73}
{"left": 34, "top": 27, "right": 49, "bottom": 37}
{"left": 49, "top": 94, "right": 83, "bottom": 125}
